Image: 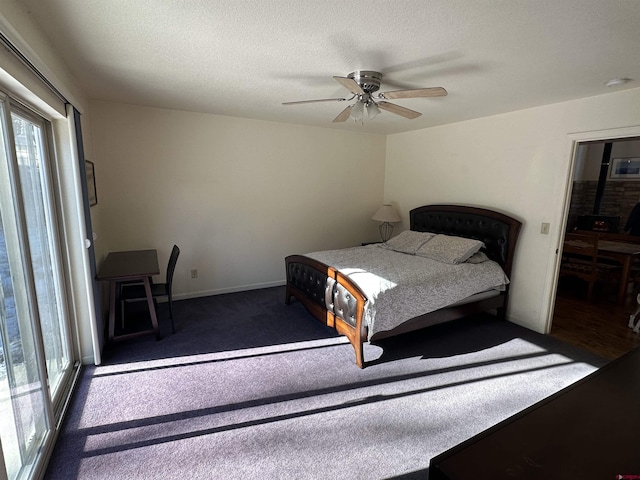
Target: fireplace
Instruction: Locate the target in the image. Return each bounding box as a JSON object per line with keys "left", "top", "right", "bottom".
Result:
{"left": 576, "top": 214, "right": 620, "bottom": 233}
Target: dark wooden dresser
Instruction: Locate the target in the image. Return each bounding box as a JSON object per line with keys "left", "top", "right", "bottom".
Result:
{"left": 429, "top": 347, "right": 640, "bottom": 479}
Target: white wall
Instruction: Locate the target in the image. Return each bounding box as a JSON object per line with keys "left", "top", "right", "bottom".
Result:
{"left": 89, "top": 100, "right": 386, "bottom": 299}
{"left": 385, "top": 87, "right": 640, "bottom": 333}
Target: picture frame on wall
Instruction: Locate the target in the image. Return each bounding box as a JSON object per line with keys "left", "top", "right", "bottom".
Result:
{"left": 86, "top": 160, "right": 97, "bottom": 206}
{"left": 610, "top": 157, "right": 640, "bottom": 179}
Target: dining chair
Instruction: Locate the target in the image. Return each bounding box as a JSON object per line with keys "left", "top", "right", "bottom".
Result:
{"left": 560, "top": 233, "right": 619, "bottom": 301}
{"left": 121, "top": 245, "right": 180, "bottom": 333}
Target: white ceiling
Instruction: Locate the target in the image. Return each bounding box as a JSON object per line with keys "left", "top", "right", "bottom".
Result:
{"left": 16, "top": 0, "right": 640, "bottom": 135}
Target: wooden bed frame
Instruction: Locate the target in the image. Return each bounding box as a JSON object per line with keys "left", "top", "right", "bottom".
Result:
{"left": 285, "top": 204, "right": 522, "bottom": 368}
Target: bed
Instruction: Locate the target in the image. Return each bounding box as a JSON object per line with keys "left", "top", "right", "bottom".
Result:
{"left": 285, "top": 204, "right": 522, "bottom": 368}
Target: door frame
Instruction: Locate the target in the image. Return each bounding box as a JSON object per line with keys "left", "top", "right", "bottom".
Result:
{"left": 544, "top": 124, "right": 640, "bottom": 333}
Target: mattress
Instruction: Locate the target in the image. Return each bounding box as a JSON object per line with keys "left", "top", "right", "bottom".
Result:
{"left": 306, "top": 244, "right": 509, "bottom": 338}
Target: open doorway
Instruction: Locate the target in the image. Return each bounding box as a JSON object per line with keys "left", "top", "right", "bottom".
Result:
{"left": 550, "top": 136, "right": 640, "bottom": 359}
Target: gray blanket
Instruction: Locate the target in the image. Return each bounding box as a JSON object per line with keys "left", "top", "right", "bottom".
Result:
{"left": 307, "top": 244, "right": 509, "bottom": 339}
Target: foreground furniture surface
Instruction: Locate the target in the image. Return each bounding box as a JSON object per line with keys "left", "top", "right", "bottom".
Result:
{"left": 97, "top": 249, "right": 161, "bottom": 341}
{"left": 429, "top": 347, "right": 640, "bottom": 479}
{"left": 285, "top": 204, "right": 522, "bottom": 367}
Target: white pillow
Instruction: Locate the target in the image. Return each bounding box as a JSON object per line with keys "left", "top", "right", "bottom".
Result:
{"left": 380, "top": 230, "right": 435, "bottom": 254}
{"left": 415, "top": 234, "right": 484, "bottom": 264}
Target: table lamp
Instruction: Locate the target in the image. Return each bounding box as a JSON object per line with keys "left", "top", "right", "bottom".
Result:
{"left": 372, "top": 204, "right": 401, "bottom": 242}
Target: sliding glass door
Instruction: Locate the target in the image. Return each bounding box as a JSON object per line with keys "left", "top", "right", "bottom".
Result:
{"left": 0, "top": 94, "right": 74, "bottom": 480}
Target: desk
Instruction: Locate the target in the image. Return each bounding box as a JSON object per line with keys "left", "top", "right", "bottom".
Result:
{"left": 597, "top": 240, "right": 640, "bottom": 304}
{"left": 429, "top": 347, "right": 640, "bottom": 479}
{"left": 97, "top": 249, "right": 161, "bottom": 341}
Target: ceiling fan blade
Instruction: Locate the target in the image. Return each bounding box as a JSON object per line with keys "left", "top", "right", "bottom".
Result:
{"left": 332, "top": 105, "right": 353, "bottom": 123}
{"left": 379, "top": 87, "right": 448, "bottom": 99}
{"left": 333, "top": 76, "right": 365, "bottom": 95}
{"left": 377, "top": 101, "right": 422, "bottom": 119}
{"left": 282, "top": 98, "right": 347, "bottom": 106}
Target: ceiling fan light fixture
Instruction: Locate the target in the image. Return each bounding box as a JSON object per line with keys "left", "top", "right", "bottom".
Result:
{"left": 367, "top": 102, "right": 381, "bottom": 120}
{"left": 351, "top": 100, "right": 364, "bottom": 122}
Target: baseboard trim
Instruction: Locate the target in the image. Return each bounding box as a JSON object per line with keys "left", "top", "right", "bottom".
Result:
{"left": 173, "top": 279, "right": 286, "bottom": 301}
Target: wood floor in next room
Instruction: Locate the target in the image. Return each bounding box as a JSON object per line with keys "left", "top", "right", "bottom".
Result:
{"left": 550, "top": 279, "right": 640, "bottom": 361}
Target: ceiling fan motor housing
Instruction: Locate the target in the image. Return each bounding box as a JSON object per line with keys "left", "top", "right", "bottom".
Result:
{"left": 348, "top": 71, "right": 382, "bottom": 93}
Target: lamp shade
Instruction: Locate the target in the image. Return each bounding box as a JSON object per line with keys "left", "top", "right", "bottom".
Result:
{"left": 372, "top": 204, "right": 401, "bottom": 223}
{"left": 351, "top": 101, "right": 364, "bottom": 121}
{"left": 367, "top": 102, "right": 381, "bottom": 120}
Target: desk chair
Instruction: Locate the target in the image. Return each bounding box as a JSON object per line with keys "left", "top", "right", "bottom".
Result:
{"left": 121, "top": 245, "right": 180, "bottom": 333}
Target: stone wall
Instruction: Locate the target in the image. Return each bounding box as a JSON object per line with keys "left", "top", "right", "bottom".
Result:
{"left": 569, "top": 180, "right": 640, "bottom": 232}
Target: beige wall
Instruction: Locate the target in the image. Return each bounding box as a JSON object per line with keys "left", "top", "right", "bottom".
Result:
{"left": 385, "top": 87, "right": 640, "bottom": 333}
{"left": 89, "top": 100, "right": 387, "bottom": 298}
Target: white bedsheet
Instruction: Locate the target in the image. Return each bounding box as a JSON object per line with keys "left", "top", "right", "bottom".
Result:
{"left": 306, "top": 244, "right": 509, "bottom": 339}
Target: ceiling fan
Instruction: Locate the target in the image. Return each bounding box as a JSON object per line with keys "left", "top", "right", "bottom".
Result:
{"left": 283, "top": 70, "right": 447, "bottom": 123}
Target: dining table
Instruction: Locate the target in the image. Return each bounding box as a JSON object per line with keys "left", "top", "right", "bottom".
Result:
{"left": 96, "top": 249, "right": 161, "bottom": 341}
{"left": 596, "top": 240, "right": 640, "bottom": 304}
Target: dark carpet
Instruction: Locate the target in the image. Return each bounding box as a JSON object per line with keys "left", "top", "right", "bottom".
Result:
{"left": 44, "top": 286, "right": 605, "bottom": 480}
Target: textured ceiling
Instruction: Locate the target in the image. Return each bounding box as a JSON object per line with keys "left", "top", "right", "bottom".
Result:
{"left": 15, "top": 0, "right": 640, "bottom": 134}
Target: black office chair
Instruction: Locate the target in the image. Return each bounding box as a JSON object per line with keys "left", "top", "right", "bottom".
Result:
{"left": 121, "top": 245, "right": 180, "bottom": 333}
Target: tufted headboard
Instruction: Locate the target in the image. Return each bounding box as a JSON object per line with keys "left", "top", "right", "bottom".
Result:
{"left": 410, "top": 204, "right": 522, "bottom": 277}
